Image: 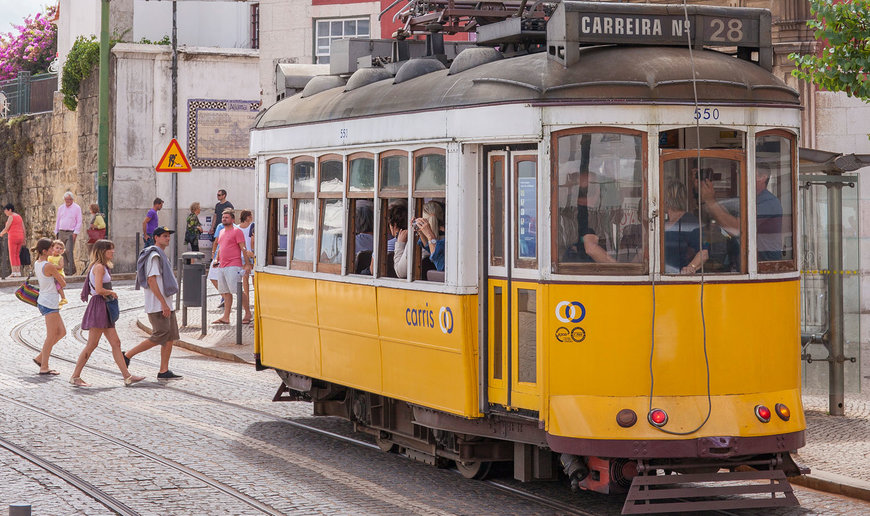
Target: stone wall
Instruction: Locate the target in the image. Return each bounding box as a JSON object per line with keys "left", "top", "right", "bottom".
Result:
{"left": 0, "top": 72, "right": 100, "bottom": 277}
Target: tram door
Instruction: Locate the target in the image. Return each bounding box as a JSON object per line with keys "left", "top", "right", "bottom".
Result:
{"left": 486, "top": 149, "right": 541, "bottom": 413}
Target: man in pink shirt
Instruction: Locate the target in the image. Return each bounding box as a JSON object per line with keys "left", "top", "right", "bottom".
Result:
{"left": 213, "top": 209, "right": 252, "bottom": 325}
{"left": 54, "top": 191, "right": 83, "bottom": 276}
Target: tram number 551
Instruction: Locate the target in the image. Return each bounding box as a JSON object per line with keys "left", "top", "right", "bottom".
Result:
{"left": 694, "top": 107, "right": 720, "bottom": 121}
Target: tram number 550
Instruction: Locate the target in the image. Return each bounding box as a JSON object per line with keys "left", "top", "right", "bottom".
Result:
{"left": 694, "top": 107, "right": 720, "bottom": 121}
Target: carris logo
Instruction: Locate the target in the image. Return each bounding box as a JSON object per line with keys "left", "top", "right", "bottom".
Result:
{"left": 439, "top": 306, "right": 454, "bottom": 334}
{"left": 555, "top": 301, "right": 585, "bottom": 324}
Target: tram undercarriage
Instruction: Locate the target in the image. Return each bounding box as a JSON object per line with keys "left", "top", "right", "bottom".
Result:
{"left": 273, "top": 370, "right": 805, "bottom": 513}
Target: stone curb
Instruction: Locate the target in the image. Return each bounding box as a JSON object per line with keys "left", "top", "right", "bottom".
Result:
{"left": 791, "top": 471, "right": 870, "bottom": 502}
{"left": 135, "top": 318, "right": 253, "bottom": 365}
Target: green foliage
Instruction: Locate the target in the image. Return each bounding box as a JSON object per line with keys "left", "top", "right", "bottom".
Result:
{"left": 789, "top": 0, "right": 870, "bottom": 101}
{"left": 138, "top": 35, "right": 171, "bottom": 45}
{"left": 60, "top": 36, "right": 101, "bottom": 111}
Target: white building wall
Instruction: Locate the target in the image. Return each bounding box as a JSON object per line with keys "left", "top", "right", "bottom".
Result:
{"left": 133, "top": 0, "right": 252, "bottom": 48}
{"left": 111, "top": 44, "right": 259, "bottom": 270}
{"left": 258, "top": 0, "right": 381, "bottom": 107}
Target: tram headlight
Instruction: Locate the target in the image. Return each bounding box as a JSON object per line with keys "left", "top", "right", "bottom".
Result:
{"left": 754, "top": 405, "right": 771, "bottom": 423}
{"left": 775, "top": 403, "right": 791, "bottom": 421}
{"left": 648, "top": 409, "right": 668, "bottom": 427}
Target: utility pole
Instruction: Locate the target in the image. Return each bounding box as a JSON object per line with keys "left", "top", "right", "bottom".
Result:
{"left": 97, "top": 0, "right": 110, "bottom": 218}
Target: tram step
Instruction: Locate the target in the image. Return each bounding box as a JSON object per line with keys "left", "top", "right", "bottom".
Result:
{"left": 622, "top": 469, "right": 799, "bottom": 514}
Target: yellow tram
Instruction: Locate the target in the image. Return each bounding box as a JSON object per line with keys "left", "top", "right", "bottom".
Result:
{"left": 251, "top": 2, "right": 805, "bottom": 512}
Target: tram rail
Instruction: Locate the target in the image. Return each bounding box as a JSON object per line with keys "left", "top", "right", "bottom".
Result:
{"left": 8, "top": 301, "right": 613, "bottom": 515}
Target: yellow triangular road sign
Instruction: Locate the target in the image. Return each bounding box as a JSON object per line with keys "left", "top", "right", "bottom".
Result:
{"left": 156, "top": 138, "right": 192, "bottom": 172}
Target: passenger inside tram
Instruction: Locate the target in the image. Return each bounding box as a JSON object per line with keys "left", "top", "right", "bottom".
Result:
{"left": 698, "top": 162, "right": 783, "bottom": 264}
{"left": 413, "top": 200, "right": 446, "bottom": 275}
{"left": 353, "top": 200, "right": 374, "bottom": 274}
{"left": 663, "top": 181, "right": 709, "bottom": 274}
{"left": 569, "top": 169, "right": 616, "bottom": 264}
{"left": 387, "top": 201, "right": 408, "bottom": 278}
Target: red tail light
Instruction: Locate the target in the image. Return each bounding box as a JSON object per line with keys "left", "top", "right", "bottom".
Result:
{"left": 648, "top": 409, "right": 668, "bottom": 427}
{"left": 755, "top": 405, "right": 771, "bottom": 423}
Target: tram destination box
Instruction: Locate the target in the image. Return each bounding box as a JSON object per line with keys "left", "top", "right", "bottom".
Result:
{"left": 547, "top": 1, "right": 771, "bottom": 71}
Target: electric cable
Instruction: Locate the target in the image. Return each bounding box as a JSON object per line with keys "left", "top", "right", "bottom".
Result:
{"left": 647, "top": 1, "right": 713, "bottom": 436}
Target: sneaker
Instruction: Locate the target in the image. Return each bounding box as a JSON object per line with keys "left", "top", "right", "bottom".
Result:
{"left": 157, "top": 370, "right": 183, "bottom": 380}
{"left": 59, "top": 298, "right": 68, "bottom": 306}
{"left": 121, "top": 352, "right": 130, "bottom": 367}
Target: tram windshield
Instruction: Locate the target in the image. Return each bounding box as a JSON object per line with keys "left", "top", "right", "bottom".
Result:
{"left": 553, "top": 129, "right": 646, "bottom": 274}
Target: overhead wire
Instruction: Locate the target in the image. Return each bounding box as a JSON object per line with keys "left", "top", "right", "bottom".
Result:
{"left": 647, "top": 0, "right": 713, "bottom": 436}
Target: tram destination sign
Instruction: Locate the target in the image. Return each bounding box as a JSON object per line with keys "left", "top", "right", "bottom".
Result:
{"left": 548, "top": 1, "right": 772, "bottom": 70}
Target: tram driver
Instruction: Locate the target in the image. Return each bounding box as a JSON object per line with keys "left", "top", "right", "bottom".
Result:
{"left": 698, "top": 162, "right": 783, "bottom": 263}
{"left": 573, "top": 169, "right": 616, "bottom": 264}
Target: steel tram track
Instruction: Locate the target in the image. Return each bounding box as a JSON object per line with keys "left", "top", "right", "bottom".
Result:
{"left": 0, "top": 433, "right": 139, "bottom": 516}
{"left": 11, "top": 306, "right": 740, "bottom": 516}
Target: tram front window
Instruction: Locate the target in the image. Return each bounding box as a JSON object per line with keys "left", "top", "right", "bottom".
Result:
{"left": 755, "top": 132, "right": 795, "bottom": 271}
{"left": 553, "top": 129, "right": 646, "bottom": 274}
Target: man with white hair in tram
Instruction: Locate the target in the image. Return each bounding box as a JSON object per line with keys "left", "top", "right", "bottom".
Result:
{"left": 54, "top": 191, "right": 83, "bottom": 276}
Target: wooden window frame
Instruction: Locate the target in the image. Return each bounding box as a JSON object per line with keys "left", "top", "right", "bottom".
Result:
{"left": 289, "top": 156, "right": 315, "bottom": 271}
{"left": 550, "top": 127, "right": 648, "bottom": 276}
{"left": 265, "top": 157, "right": 288, "bottom": 266}
{"left": 412, "top": 147, "right": 447, "bottom": 198}
{"left": 490, "top": 154, "right": 506, "bottom": 267}
{"left": 317, "top": 154, "right": 344, "bottom": 274}
{"left": 755, "top": 129, "right": 798, "bottom": 273}
{"left": 513, "top": 153, "right": 537, "bottom": 270}
{"left": 659, "top": 149, "right": 747, "bottom": 275}
{"left": 379, "top": 150, "right": 409, "bottom": 196}
{"left": 347, "top": 152, "right": 375, "bottom": 199}
{"left": 347, "top": 152, "right": 376, "bottom": 276}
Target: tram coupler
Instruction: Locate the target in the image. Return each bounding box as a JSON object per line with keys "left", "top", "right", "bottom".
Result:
{"left": 273, "top": 382, "right": 305, "bottom": 402}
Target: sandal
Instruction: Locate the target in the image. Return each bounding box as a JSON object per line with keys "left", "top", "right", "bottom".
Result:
{"left": 38, "top": 370, "right": 60, "bottom": 376}
{"left": 124, "top": 375, "right": 145, "bottom": 386}
{"left": 69, "top": 377, "right": 90, "bottom": 387}
{"left": 241, "top": 317, "right": 253, "bottom": 325}
{"left": 212, "top": 319, "right": 230, "bottom": 325}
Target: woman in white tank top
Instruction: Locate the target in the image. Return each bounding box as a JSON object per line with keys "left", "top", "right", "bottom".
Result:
{"left": 32, "top": 238, "right": 66, "bottom": 375}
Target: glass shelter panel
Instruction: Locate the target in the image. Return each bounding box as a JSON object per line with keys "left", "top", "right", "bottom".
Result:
{"left": 756, "top": 133, "right": 795, "bottom": 268}
{"left": 554, "top": 130, "right": 645, "bottom": 272}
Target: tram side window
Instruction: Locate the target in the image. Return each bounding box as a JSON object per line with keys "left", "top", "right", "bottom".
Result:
{"left": 553, "top": 129, "right": 646, "bottom": 274}
{"left": 265, "top": 158, "right": 288, "bottom": 267}
{"left": 347, "top": 153, "right": 375, "bottom": 275}
{"left": 379, "top": 151, "right": 408, "bottom": 278}
{"left": 317, "top": 155, "right": 344, "bottom": 273}
{"left": 413, "top": 149, "right": 447, "bottom": 282}
{"left": 290, "top": 156, "right": 315, "bottom": 271}
{"left": 756, "top": 131, "right": 795, "bottom": 271}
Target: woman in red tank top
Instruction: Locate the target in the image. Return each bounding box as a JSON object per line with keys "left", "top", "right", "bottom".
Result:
{"left": 1, "top": 203, "right": 26, "bottom": 277}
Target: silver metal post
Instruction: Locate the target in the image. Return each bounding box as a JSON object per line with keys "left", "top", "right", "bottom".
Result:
{"left": 9, "top": 504, "right": 32, "bottom": 516}
{"left": 827, "top": 183, "right": 845, "bottom": 416}
{"left": 200, "top": 273, "right": 207, "bottom": 337}
{"left": 236, "top": 278, "right": 243, "bottom": 345}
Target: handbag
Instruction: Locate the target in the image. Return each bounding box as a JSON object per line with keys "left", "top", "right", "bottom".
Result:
{"left": 15, "top": 277, "right": 39, "bottom": 307}
{"left": 19, "top": 245, "right": 31, "bottom": 266}
{"left": 87, "top": 227, "right": 107, "bottom": 244}
{"left": 105, "top": 297, "right": 120, "bottom": 323}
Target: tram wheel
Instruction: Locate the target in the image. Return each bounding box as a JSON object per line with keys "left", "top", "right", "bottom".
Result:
{"left": 376, "top": 437, "right": 398, "bottom": 453}
{"left": 456, "top": 460, "right": 493, "bottom": 480}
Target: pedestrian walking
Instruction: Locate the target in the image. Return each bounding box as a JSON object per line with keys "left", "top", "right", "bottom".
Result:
{"left": 185, "top": 202, "right": 203, "bottom": 252}
{"left": 209, "top": 189, "right": 233, "bottom": 240}
{"left": 54, "top": 191, "right": 82, "bottom": 276}
{"left": 86, "top": 203, "right": 107, "bottom": 256}
{"left": 70, "top": 240, "right": 145, "bottom": 387}
{"left": 212, "top": 209, "right": 251, "bottom": 325}
{"left": 0, "top": 203, "right": 26, "bottom": 277}
{"left": 142, "top": 198, "right": 163, "bottom": 247}
{"left": 32, "top": 238, "right": 66, "bottom": 375}
{"left": 238, "top": 209, "right": 255, "bottom": 323}
{"left": 123, "top": 226, "right": 182, "bottom": 380}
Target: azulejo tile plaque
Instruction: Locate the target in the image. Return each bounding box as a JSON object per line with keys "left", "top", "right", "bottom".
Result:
{"left": 187, "top": 99, "right": 262, "bottom": 168}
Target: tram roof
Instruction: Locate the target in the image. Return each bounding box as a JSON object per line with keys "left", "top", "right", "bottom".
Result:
{"left": 255, "top": 45, "right": 799, "bottom": 130}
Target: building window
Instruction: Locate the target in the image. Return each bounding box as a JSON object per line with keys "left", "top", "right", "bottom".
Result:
{"left": 251, "top": 3, "right": 260, "bottom": 49}
{"left": 315, "top": 17, "right": 371, "bottom": 64}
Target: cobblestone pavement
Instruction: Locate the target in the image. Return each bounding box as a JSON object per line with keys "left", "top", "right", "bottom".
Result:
{"left": 1, "top": 281, "right": 869, "bottom": 515}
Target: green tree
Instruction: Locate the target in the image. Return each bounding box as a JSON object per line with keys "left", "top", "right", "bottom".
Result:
{"left": 789, "top": 0, "right": 870, "bottom": 101}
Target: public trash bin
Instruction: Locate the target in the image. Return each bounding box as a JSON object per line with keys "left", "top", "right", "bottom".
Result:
{"left": 182, "top": 251, "right": 205, "bottom": 307}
